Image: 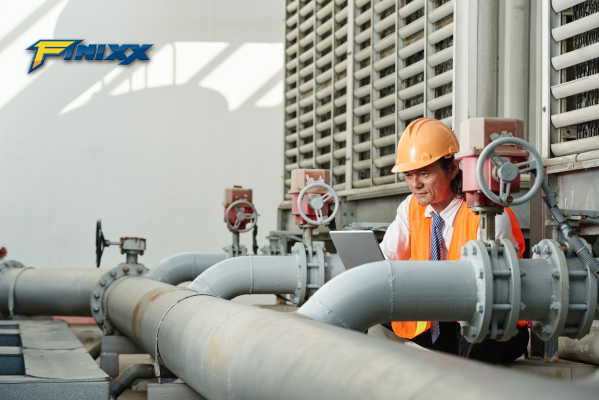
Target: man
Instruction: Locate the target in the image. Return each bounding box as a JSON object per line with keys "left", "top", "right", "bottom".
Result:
{"left": 379, "top": 118, "right": 529, "bottom": 363}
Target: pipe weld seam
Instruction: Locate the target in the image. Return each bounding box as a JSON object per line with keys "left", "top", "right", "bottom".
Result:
{"left": 195, "top": 276, "right": 220, "bottom": 297}
{"left": 153, "top": 293, "right": 204, "bottom": 378}
{"left": 8, "top": 267, "right": 33, "bottom": 317}
{"left": 312, "top": 299, "right": 349, "bottom": 329}
{"left": 386, "top": 261, "right": 395, "bottom": 322}
{"left": 249, "top": 257, "right": 254, "bottom": 295}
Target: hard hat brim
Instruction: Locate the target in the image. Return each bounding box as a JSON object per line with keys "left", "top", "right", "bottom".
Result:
{"left": 391, "top": 154, "right": 446, "bottom": 173}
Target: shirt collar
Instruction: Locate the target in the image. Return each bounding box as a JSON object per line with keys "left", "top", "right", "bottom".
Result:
{"left": 424, "top": 197, "right": 463, "bottom": 226}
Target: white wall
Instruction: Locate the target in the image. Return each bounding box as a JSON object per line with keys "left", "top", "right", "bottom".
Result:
{"left": 0, "top": 0, "right": 284, "bottom": 287}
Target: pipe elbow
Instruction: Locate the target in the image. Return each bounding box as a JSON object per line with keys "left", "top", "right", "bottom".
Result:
{"left": 146, "top": 253, "right": 226, "bottom": 285}
{"left": 189, "top": 256, "right": 299, "bottom": 300}
{"left": 298, "top": 260, "right": 478, "bottom": 333}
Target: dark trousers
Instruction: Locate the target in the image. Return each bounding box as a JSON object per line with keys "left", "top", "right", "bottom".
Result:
{"left": 382, "top": 322, "right": 529, "bottom": 364}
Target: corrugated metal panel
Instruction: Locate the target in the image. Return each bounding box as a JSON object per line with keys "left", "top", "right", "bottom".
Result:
{"left": 545, "top": 0, "right": 599, "bottom": 156}
{"left": 282, "top": 0, "right": 454, "bottom": 195}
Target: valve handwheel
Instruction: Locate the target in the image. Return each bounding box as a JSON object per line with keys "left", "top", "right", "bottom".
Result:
{"left": 96, "top": 219, "right": 109, "bottom": 268}
{"left": 297, "top": 183, "right": 339, "bottom": 225}
{"left": 225, "top": 200, "right": 258, "bottom": 233}
{"left": 476, "top": 137, "right": 544, "bottom": 206}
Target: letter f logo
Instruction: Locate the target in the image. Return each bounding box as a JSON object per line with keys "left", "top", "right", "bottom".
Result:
{"left": 26, "top": 40, "right": 82, "bottom": 73}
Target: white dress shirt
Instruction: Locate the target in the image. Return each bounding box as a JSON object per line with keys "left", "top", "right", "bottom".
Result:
{"left": 380, "top": 195, "right": 519, "bottom": 261}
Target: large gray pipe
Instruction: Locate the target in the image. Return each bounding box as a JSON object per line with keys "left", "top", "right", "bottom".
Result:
{"left": 297, "top": 259, "right": 561, "bottom": 332}
{"left": 189, "top": 255, "right": 345, "bottom": 299}
{"left": 146, "top": 253, "right": 227, "bottom": 285}
{"left": 0, "top": 268, "right": 107, "bottom": 316}
{"left": 102, "top": 277, "right": 599, "bottom": 400}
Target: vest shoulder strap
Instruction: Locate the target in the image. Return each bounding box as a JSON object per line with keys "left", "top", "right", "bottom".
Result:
{"left": 407, "top": 195, "right": 430, "bottom": 261}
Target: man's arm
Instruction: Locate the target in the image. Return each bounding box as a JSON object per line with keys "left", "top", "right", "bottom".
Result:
{"left": 380, "top": 195, "right": 412, "bottom": 260}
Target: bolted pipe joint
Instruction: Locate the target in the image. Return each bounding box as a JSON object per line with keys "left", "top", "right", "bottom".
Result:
{"left": 299, "top": 239, "right": 598, "bottom": 344}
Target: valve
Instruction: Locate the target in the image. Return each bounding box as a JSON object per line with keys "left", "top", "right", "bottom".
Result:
{"left": 289, "top": 169, "right": 338, "bottom": 247}
{"left": 476, "top": 135, "right": 543, "bottom": 206}
{"left": 223, "top": 186, "right": 259, "bottom": 258}
{"left": 297, "top": 182, "right": 339, "bottom": 226}
{"left": 225, "top": 200, "right": 258, "bottom": 233}
{"left": 95, "top": 219, "right": 146, "bottom": 267}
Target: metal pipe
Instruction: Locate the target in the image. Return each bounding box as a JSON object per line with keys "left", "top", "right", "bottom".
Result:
{"left": 145, "top": 253, "right": 227, "bottom": 285}
{"left": 298, "top": 258, "right": 566, "bottom": 333}
{"left": 109, "top": 364, "right": 174, "bottom": 398}
{"left": 477, "top": 0, "right": 498, "bottom": 117}
{"left": 298, "top": 260, "right": 479, "bottom": 331}
{"left": 189, "top": 256, "right": 299, "bottom": 298}
{"left": 102, "top": 277, "right": 599, "bottom": 400}
{"left": 0, "top": 268, "right": 107, "bottom": 316}
{"left": 189, "top": 254, "right": 346, "bottom": 300}
{"left": 559, "top": 322, "right": 599, "bottom": 365}
{"left": 504, "top": 0, "right": 530, "bottom": 128}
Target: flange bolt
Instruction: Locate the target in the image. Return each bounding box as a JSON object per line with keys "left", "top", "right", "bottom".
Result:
{"left": 94, "top": 293, "right": 100, "bottom": 299}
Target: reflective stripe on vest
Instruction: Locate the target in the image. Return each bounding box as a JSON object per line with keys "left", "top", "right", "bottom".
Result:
{"left": 391, "top": 196, "right": 526, "bottom": 339}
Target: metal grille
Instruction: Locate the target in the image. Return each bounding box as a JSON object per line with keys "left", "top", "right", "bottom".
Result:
{"left": 545, "top": 0, "right": 599, "bottom": 152}
{"left": 283, "top": 0, "right": 455, "bottom": 196}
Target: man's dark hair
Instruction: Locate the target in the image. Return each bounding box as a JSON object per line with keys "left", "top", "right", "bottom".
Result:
{"left": 437, "top": 155, "right": 463, "bottom": 198}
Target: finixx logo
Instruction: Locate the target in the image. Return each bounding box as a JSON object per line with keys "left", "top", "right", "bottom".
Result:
{"left": 26, "top": 40, "right": 153, "bottom": 73}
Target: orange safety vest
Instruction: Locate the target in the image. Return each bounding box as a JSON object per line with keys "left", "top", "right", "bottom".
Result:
{"left": 391, "top": 196, "right": 526, "bottom": 339}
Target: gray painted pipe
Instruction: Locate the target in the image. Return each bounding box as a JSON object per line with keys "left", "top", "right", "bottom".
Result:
{"left": 146, "top": 253, "right": 227, "bottom": 285}
{"left": 297, "top": 259, "right": 566, "bottom": 332}
{"left": 189, "top": 255, "right": 346, "bottom": 299}
{"left": 298, "top": 260, "right": 479, "bottom": 331}
{"left": 102, "top": 277, "right": 599, "bottom": 400}
{"left": 189, "top": 256, "right": 299, "bottom": 298}
{"left": 559, "top": 322, "right": 599, "bottom": 365}
{"left": 0, "top": 268, "right": 107, "bottom": 316}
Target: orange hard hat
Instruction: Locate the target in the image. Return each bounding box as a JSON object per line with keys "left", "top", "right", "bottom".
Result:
{"left": 391, "top": 118, "right": 459, "bottom": 173}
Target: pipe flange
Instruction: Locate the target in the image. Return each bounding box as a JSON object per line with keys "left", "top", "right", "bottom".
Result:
{"left": 460, "top": 241, "right": 494, "bottom": 343}
{"left": 90, "top": 263, "right": 148, "bottom": 335}
{"left": 562, "top": 250, "right": 598, "bottom": 340}
{"left": 290, "top": 243, "right": 308, "bottom": 306}
{"left": 531, "top": 239, "right": 569, "bottom": 341}
{"left": 492, "top": 239, "right": 522, "bottom": 342}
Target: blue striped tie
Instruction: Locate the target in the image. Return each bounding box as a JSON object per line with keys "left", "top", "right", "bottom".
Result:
{"left": 430, "top": 212, "right": 443, "bottom": 343}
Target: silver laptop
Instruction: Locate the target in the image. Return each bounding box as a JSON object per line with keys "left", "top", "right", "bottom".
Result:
{"left": 330, "top": 230, "right": 385, "bottom": 270}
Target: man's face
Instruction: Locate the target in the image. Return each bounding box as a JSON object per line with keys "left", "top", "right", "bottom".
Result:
{"left": 403, "top": 160, "right": 456, "bottom": 207}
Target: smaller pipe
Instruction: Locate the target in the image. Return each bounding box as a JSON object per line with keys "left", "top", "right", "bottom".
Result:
{"left": 190, "top": 256, "right": 299, "bottom": 299}
{"left": 146, "top": 253, "right": 227, "bottom": 286}
{"left": 109, "top": 364, "right": 176, "bottom": 398}
{"left": 110, "top": 364, "right": 153, "bottom": 398}
{"left": 559, "top": 322, "right": 599, "bottom": 365}
{"left": 88, "top": 341, "right": 102, "bottom": 360}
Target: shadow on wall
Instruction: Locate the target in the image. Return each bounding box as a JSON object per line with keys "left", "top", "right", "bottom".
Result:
{"left": 0, "top": 0, "right": 285, "bottom": 279}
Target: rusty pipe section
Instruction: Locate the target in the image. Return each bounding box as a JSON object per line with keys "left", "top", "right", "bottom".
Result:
{"left": 559, "top": 321, "right": 599, "bottom": 365}
{"left": 102, "top": 276, "right": 599, "bottom": 400}
{"left": 298, "top": 260, "right": 479, "bottom": 332}
{"left": 146, "top": 253, "right": 227, "bottom": 285}
{"left": 0, "top": 268, "right": 108, "bottom": 316}
{"left": 189, "top": 256, "right": 299, "bottom": 298}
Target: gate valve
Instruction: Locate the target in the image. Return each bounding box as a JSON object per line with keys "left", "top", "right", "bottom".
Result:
{"left": 289, "top": 169, "right": 338, "bottom": 226}
{"left": 96, "top": 219, "right": 146, "bottom": 267}
{"left": 476, "top": 135, "right": 543, "bottom": 206}
{"left": 297, "top": 183, "right": 339, "bottom": 226}
{"left": 225, "top": 200, "right": 258, "bottom": 233}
